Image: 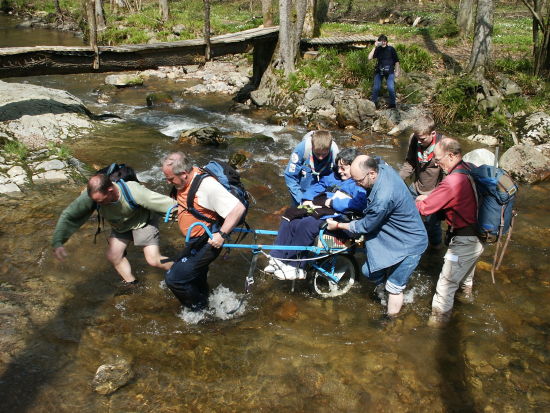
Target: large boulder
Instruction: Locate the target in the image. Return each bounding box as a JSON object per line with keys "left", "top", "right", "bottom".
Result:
{"left": 518, "top": 112, "right": 550, "bottom": 145}
{"left": 0, "top": 80, "right": 95, "bottom": 148}
{"left": 303, "top": 83, "right": 334, "bottom": 111}
{"left": 336, "top": 98, "right": 376, "bottom": 128}
{"left": 500, "top": 144, "right": 550, "bottom": 183}
{"left": 105, "top": 74, "right": 144, "bottom": 87}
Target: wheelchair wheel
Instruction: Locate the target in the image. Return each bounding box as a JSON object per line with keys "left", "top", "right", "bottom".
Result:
{"left": 309, "top": 254, "right": 357, "bottom": 298}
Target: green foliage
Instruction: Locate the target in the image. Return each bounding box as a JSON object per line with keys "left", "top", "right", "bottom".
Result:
{"left": 433, "top": 75, "right": 479, "bottom": 125}
{"left": 428, "top": 17, "right": 459, "bottom": 39}
{"left": 343, "top": 49, "right": 376, "bottom": 92}
{"left": 394, "top": 44, "right": 432, "bottom": 73}
{"left": 287, "top": 72, "right": 308, "bottom": 93}
{"left": 494, "top": 56, "right": 533, "bottom": 75}
{"left": 502, "top": 95, "right": 528, "bottom": 115}
{"left": 3, "top": 140, "right": 29, "bottom": 161}
{"left": 47, "top": 142, "right": 71, "bottom": 160}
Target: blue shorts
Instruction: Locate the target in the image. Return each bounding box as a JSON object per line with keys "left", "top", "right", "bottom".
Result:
{"left": 362, "top": 254, "right": 422, "bottom": 294}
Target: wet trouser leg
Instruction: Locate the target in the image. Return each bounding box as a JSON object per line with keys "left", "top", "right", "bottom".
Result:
{"left": 432, "top": 235, "right": 484, "bottom": 314}
{"left": 165, "top": 242, "right": 222, "bottom": 311}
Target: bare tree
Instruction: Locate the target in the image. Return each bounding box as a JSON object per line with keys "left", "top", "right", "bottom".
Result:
{"left": 279, "top": 0, "right": 307, "bottom": 75}
{"left": 522, "top": 0, "right": 550, "bottom": 77}
{"left": 457, "top": 0, "right": 477, "bottom": 36}
{"left": 261, "top": 0, "right": 274, "bottom": 27}
{"left": 303, "top": 0, "right": 319, "bottom": 38}
{"left": 467, "top": 0, "right": 494, "bottom": 75}
{"left": 94, "top": 0, "right": 106, "bottom": 31}
{"left": 53, "top": 0, "right": 62, "bottom": 14}
{"left": 159, "top": 0, "right": 169, "bottom": 22}
{"left": 204, "top": 0, "right": 212, "bottom": 61}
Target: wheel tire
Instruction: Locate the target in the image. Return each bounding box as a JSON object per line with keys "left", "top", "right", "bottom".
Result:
{"left": 309, "top": 254, "right": 357, "bottom": 298}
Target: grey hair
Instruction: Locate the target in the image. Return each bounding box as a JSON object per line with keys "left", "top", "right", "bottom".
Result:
{"left": 161, "top": 152, "right": 193, "bottom": 174}
{"left": 358, "top": 156, "right": 379, "bottom": 173}
{"left": 438, "top": 137, "right": 462, "bottom": 155}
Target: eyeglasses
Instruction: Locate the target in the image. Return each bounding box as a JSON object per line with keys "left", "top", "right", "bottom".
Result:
{"left": 434, "top": 153, "right": 450, "bottom": 165}
{"left": 353, "top": 172, "right": 370, "bottom": 185}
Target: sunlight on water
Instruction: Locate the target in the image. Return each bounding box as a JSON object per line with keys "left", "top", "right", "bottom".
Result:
{"left": 177, "top": 285, "right": 247, "bottom": 324}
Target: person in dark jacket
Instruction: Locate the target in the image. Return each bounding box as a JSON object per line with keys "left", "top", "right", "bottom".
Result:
{"left": 368, "top": 34, "right": 400, "bottom": 109}
{"left": 399, "top": 115, "right": 444, "bottom": 247}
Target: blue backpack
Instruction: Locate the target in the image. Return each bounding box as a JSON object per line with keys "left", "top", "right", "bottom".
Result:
{"left": 454, "top": 163, "right": 518, "bottom": 282}
{"left": 186, "top": 160, "right": 249, "bottom": 225}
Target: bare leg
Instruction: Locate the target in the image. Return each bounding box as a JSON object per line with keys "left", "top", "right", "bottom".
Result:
{"left": 387, "top": 292, "right": 404, "bottom": 316}
{"left": 143, "top": 245, "right": 173, "bottom": 271}
{"left": 106, "top": 237, "right": 134, "bottom": 282}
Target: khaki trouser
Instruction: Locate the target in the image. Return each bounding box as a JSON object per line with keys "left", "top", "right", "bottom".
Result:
{"left": 432, "top": 235, "right": 484, "bottom": 314}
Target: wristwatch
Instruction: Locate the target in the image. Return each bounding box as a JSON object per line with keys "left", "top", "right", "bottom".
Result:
{"left": 218, "top": 231, "right": 230, "bottom": 240}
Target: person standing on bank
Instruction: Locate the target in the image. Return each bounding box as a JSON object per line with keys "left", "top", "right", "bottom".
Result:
{"left": 415, "top": 138, "right": 484, "bottom": 326}
{"left": 284, "top": 130, "right": 339, "bottom": 206}
{"left": 52, "top": 174, "right": 176, "bottom": 286}
{"left": 326, "top": 155, "right": 427, "bottom": 317}
{"left": 368, "top": 34, "right": 400, "bottom": 109}
{"left": 161, "top": 152, "right": 246, "bottom": 311}
{"left": 399, "top": 115, "right": 444, "bottom": 248}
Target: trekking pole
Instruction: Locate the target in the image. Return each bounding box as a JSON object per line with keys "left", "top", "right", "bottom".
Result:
{"left": 495, "top": 211, "right": 516, "bottom": 271}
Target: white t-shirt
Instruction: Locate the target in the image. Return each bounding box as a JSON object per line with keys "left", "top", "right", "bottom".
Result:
{"left": 193, "top": 174, "right": 240, "bottom": 218}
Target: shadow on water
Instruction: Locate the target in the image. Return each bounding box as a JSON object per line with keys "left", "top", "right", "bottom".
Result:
{"left": 0, "top": 274, "right": 113, "bottom": 412}
{"left": 435, "top": 317, "right": 476, "bottom": 413}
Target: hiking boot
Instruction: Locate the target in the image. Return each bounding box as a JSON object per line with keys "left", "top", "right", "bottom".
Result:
{"left": 458, "top": 285, "right": 474, "bottom": 304}
{"left": 427, "top": 309, "right": 451, "bottom": 328}
{"left": 264, "top": 264, "right": 276, "bottom": 273}
{"left": 273, "top": 266, "right": 305, "bottom": 281}
{"left": 115, "top": 279, "right": 139, "bottom": 296}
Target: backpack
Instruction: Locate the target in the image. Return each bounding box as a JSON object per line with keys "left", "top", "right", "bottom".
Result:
{"left": 454, "top": 163, "right": 518, "bottom": 282}
{"left": 185, "top": 160, "right": 249, "bottom": 226}
{"left": 93, "top": 163, "right": 141, "bottom": 242}
{"left": 96, "top": 163, "right": 140, "bottom": 210}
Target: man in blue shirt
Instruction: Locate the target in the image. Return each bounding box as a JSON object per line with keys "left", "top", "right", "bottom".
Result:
{"left": 284, "top": 130, "right": 339, "bottom": 205}
{"left": 327, "top": 155, "right": 427, "bottom": 317}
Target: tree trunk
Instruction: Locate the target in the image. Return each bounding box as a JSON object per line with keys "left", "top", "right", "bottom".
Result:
{"left": 94, "top": 0, "right": 106, "bottom": 31}
{"left": 467, "top": 0, "right": 494, "bottom": 76}
{"left": 204, "top": 0, "right": 212, "bottom": 61}
{"left": 303, "top": 0, "right": 319, "bottom": 38}
{"left": 261, "top": 0, "right": 274, "bottom": 27}
{"left": 159, "top": 0, "right": 169, "bottom": 22}
{"left": 457, "top": 0, "right": 476, "bottom": 36}
{"left": 278, "top": 0, "right": 307, "bottom": 75}
{"left": 54, "top": 0, "right": 62, "bottom": 14}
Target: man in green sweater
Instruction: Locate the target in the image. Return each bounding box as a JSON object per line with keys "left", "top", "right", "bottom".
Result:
{"left": 52, "top": 174, "right": 176, "bottom": 285}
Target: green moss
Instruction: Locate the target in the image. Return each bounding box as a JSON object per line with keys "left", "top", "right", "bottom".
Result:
{"left": 3, "top": 140, "right": 29, "bottom": 161}
{"left": 433, "top": 75, "right": 479, "bottom": 124}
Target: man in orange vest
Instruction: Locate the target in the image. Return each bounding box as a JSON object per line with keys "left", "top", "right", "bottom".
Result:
{"left": 161, "top": 152, "right": 246, "bottom": 311}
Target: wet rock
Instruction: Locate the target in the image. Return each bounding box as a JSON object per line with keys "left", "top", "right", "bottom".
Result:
{"left": 518, "top": 112, "right": 550, "bottom": 145}
{"left": 105, "top": 74, "right": 144, "bottom": 88}
{"left": 500, "top": 144, "right": 550, "bottom": 183}
{"left": 273, "top": 301, "right": 299, "bottom": 321}
{"left": 145, "top": 92, "right": 174, "bottom": 107}
{"left": 178, "top": 127, "right": 227, "bottom": 146}
{"left": 228, "top": 152, "right": 248, "bottom": 169}
{"left": 250, "top": 88, "right": 270, "bottom": 107}
{"left": 94, "top": 84, "right": 117, "bottom": 104}
{"left": 32, "top": 170, "right": 68, "bottom": 182}
{"left": 463, "top": 148, "right": 496, "bottom": 167}
{"left": 7, "top": 165, "right": 25, "bottom": 177}
{"left": 91, "top": 359, "right": 134, "bottom": 395}
{"left": 466, "top": 134, "right": 499, "bottom": 146}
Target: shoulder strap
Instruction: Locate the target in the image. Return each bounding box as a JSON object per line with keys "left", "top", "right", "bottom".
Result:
{"left": 118, "top": 179, "right": 139, "bottom": 210}
{"left": 303, "top": 133, "right": 313, "bottom": 162}
{"left": 186, "top": 172, "right": 217, "bottom": 224}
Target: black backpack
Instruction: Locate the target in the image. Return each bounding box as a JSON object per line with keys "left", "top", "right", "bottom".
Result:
{"left": 96, "top": 163, "right": 140, "bottom": 210}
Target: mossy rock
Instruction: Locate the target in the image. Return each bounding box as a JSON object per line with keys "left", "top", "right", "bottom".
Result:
{"left": 146, "top": 92, "right": 174, "bottom": 107}
{"left": 230, "top": 134, "right": 274, "bottom": 147}
{"left": 178, "top": 127, "right": 227, "bottom": 146}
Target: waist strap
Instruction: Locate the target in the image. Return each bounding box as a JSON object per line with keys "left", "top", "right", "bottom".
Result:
{"left": 451, "top": 225, "right": 478, "bottom": 237}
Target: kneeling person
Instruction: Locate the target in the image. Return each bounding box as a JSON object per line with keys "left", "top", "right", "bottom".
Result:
{"left": 162, "top": 152, "right": 246, "bottom": 311}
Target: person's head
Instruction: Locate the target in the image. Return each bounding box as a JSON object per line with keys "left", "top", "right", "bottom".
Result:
{"left": 335, "top": 148, "right": 359, "bottom": 180}
{"left": 350, "top": 154, "right": 379, "bottom": 189}
{"left": 311, "top": 130, "right": 333, "bottom": 161}
{"left": 161, "top": 151, "right": 194, "bottom": 190}
{"left": 412, "top": 116, "right": 436, "bottom": 149}
{"left": 434, "top": 138, "right": 462, "bottom": 173}
{"left": 87, "top": 174, "right": 118, "bottom": 205}
{"left": 377, "top": 34, "right": 388, "bottom": 47}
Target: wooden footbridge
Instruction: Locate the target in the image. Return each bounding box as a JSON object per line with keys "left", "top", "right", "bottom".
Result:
{"left": 0, "top": 26, "right": 375, "bottom": 81}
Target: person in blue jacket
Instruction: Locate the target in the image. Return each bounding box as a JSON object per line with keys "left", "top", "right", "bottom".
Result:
{"left": 327, "top": 155, "right": 427, "bottom": 317}
{"left": 266, "top": 148, "right": 366, "bottom": 280}
{"left": 284, "top": 130, "right": 339, "bottom": 206}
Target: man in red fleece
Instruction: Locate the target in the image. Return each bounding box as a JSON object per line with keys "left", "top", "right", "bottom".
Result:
{"left": 416, "top": 137, "right": 484, "bottom": 326}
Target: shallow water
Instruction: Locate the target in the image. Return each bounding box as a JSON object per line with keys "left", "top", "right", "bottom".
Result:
{"left": 0, "top": 16, "right": 549, "bottom": 412}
